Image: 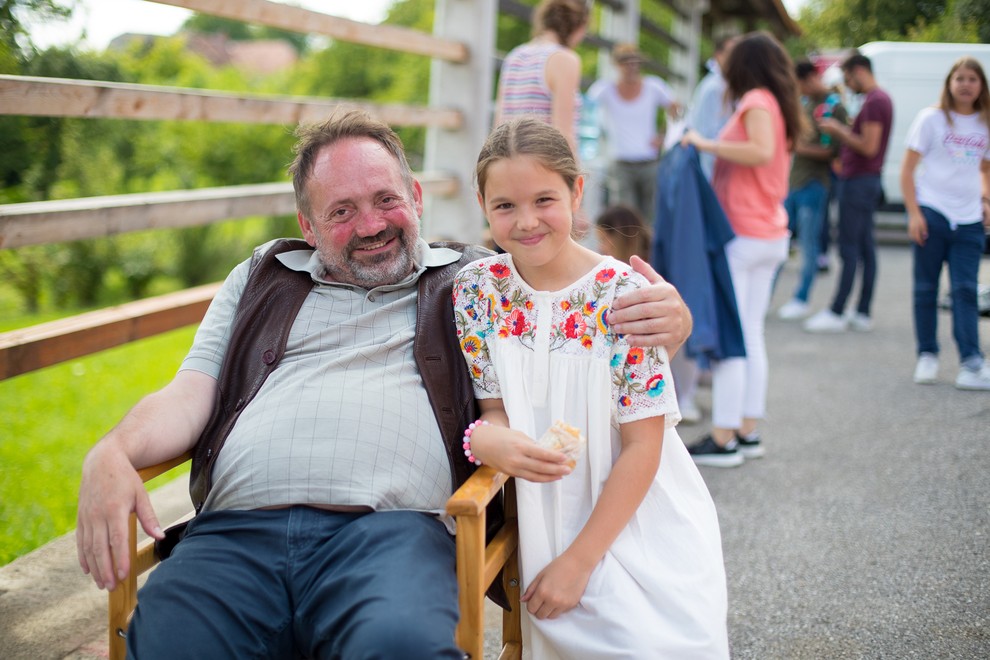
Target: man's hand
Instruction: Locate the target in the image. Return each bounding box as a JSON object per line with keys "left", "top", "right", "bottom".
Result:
{"left": 76, "top": 442, "right": 163, "bottom": 592}
{"left": 610, "top": 256, "right": 692, "bottom": 351}
{"left": 817, "top": 116, "right": 844, "bottom": 137}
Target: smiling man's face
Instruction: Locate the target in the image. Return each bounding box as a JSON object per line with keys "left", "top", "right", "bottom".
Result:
{"left": 297, "top": 137, "right": 423, "bottom": 288}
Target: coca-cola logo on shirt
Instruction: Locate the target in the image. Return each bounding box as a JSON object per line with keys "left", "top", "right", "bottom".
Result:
{"left": 943, "top": 132, "right": 988, "bottom": 150}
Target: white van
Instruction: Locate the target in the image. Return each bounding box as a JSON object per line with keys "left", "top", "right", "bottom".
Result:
{"left": 826, "top": 41, "right": 990, "bottom": 209}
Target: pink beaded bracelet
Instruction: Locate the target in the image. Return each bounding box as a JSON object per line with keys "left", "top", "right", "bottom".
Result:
{"left": 463, "top": 419, "right": 489, "bottom": 466}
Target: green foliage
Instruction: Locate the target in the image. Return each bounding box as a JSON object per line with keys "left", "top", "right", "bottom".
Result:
{"left": 182, "top": 12, "right": 308, "bottom": 54}
{"left": 956, "top": 0, "right": 990, "bottom": 42}
{"left": 796, "top": 0, "right": 985, "bottom": 48}
{"left": 288, "top": 0, "right": 434, "bottom": 160}
{"left": 0, "top": 326, "right": 196, "bottom": 566}
{"left": 183, "top": 13, "right": 254, "bottom": 41}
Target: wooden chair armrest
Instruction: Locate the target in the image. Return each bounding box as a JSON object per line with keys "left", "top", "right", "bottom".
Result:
{"left": 445, "top": 466, "right": 510, "bottom": 517}
{"left": 109, "top": 451, "right": 193, "bottom": 660}
{"left": 446, "top": 466, "right": 520, "bottom": 659}
{"left": 136, "top": 451, "right": 192, "bottom": 483}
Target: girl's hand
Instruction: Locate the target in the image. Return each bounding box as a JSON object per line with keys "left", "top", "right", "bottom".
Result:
{"left": 907, "top": 209, "right": 928, "bottom": 246}
{"left": 520, "top": 552, "right": 594, "bottom": 620}
{"left": 469, "top": 424, "right": 572, "bottom": 482}
{"left": 680, "top": 128, "right": 703, "bottom": 149}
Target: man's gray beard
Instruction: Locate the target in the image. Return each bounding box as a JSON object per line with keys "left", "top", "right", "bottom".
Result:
{"left": 317, "top": 229, "right": 419, "bottom": 289}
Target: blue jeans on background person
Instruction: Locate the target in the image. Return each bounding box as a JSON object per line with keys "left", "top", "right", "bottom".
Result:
{"left": 830, "top": 174, "right": 881, "bottom": 317}
{"left": 128, "top": 507, "right": 461, "bottom": 660}
{"left": 912, "top": 206, "right": 985, "bottom": 367}
{"left": 784, "top": 179, "right": 828, "bottom": 302}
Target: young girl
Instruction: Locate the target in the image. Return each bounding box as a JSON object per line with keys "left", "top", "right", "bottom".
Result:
{"left": 595, "top": 203, "right": 652, "bottom": 263}
{"left": 452, "top": 118, "right": 729, "bottom": 658}
{"left": 901, "top": 57, "right": 990, "bottom": 389}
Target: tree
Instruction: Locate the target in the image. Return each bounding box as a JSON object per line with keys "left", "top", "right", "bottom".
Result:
{"left": 182, "top": 12, "right": 308, "bottom": 54}
{"left": 794, "top": 0, "right": 989, "bottom": 48}
{"left": 0, "top": 0, "right": 72, "bottom": 59}
{"left": 956, "top": 0, "right": 990, "bottom": 42}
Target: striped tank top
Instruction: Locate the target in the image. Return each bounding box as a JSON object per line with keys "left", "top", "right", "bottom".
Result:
{"left": 497, "top": 41, "right": 582, "bottom": 140}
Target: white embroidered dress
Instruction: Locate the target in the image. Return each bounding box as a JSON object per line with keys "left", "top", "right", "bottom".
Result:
{"left": 453, "top": 254, "right": 729, "bottom": 659}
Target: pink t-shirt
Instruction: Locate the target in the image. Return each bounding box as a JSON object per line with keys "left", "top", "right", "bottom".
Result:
{"left": 712, "top": 88, "right": 790, "bottom": 239}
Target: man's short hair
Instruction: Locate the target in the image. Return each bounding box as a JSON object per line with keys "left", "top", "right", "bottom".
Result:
{"left": 841, "top": 53, "right": 872, "bottom": 73}
{"left": 289, "top": 110, "right": 414, "bottom": 220}
{"left": 612, "top": 43, "right": 644, "bottom": 64}
{"left": 795, "top": 60, "right": 817, "bottom": 80}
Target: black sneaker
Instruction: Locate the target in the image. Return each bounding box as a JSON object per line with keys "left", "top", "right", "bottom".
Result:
{"left": 735, "top": 431, "right": 765, "bottom": 459}
{"left": 687, "top": 435, "right": 744, "bottom": 468}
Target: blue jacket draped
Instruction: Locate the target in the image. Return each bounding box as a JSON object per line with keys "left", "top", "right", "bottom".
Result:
{"left": 651, "top": 144, "right": 745, "bottom": 363}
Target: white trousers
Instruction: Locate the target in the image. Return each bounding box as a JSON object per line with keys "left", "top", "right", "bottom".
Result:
{"left": 711, "top": 235, "right": 789, "bottom": 429}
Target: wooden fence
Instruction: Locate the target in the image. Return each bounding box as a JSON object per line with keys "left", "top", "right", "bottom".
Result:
{"left": 1, "top": 0, "right": 709, "bottom": 382}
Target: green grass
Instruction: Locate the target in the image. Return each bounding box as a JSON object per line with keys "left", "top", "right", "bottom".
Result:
{"left": 0, "top": 326, "right": 197, "bottom": 566}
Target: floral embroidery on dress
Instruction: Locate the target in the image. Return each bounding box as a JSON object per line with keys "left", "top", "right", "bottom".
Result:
{"left": 453, "top": 255, "right": 676, "bottom": 423}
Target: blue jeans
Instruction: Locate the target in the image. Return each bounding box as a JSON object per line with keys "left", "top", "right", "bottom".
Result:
{"left": 831, "top": 175, "right": 881, "bottom": 316}
{"left": 784, "top": 179, "right": 828, "bottom": 302}
{"left": 128, "top": 508, "right": 461, "bottom": 659}
{"left": 912, "top": 206, "right": 985, "bottom": 366}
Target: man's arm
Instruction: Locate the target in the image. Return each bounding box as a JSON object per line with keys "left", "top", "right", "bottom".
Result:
{"left": 76, "top": 369, "right": 217, "bottom": 591}
{"left": 795, "top": 140, "right": 834, "bottom": 161}
{"left": 609, "top": 256, "right": 692, "bottom": 354}
{"left": 820, "top": 117, "right": 885, "bottom": 158}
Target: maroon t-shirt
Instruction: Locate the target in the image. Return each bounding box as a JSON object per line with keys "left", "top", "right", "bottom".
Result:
{"left": 840, "top": 87, "right": 893, "bottom": 177}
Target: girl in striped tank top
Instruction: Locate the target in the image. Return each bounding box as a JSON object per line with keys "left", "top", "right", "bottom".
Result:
{"left": 495, "top": 0, "right": 588, "bottom": 156}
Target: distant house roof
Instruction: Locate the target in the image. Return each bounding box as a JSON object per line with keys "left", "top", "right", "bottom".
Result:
{"left": 109, "top": 32, "right": 298, "bottom": 75}
{"left": 709, "top": 0, "right": 802, "bottom": 38}
{"left": 228, "top": 40, "right": 298, "bottom": 75}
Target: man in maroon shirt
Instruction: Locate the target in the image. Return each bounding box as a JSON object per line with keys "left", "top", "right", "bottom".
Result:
{"left": 805, "top": 53, "right": 894, "bottom": 333}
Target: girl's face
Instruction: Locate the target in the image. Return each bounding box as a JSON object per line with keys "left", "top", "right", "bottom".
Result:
{"left": 479, "top": 155, "right": 583, "bottom": 272}
{"left": 949, "top": 66, "right": 983, "bottom": 111}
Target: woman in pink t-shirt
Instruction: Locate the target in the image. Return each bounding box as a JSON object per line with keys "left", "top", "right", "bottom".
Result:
{"left": 680, "top": 31, "right": 804, "bottom": 466}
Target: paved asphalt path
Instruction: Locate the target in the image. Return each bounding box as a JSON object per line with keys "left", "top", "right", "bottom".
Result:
{"left": 689, "top": 244, "right": 990, "bottom": 659}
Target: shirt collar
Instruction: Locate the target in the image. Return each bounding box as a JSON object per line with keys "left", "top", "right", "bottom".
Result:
{"left": 274, "top": 238, "right": 462, "bottom": 292}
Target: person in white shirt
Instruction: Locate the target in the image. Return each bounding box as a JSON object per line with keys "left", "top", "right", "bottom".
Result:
{"left": 901, "top": 56, "right": 990, "bottom": 390}
{"left": 587, "top": 43, "right": 681, "bottom": 222}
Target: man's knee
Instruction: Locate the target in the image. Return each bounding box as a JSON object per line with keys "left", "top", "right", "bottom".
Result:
{"left": 335, "top": 611, "right": 462, "bottom": 660}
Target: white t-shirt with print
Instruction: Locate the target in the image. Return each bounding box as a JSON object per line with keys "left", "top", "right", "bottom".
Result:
{"left": 905, "top": 107, "right": 990, "bottom": 223}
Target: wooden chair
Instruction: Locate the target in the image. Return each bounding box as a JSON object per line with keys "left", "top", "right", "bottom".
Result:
{"left": 108, "top": 458, "right": 520, "bottom": 660}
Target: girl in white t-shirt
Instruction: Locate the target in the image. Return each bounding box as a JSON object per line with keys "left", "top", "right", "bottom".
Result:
{"left": 901, "top": 57, "right": 990, "bottom": 390}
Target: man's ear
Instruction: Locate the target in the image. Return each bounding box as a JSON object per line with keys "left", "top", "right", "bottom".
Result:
{"left": 411, "top": 178, "right": 424, "bottom": 218}
{"left": 297, "top": 211, "right": 317, "bottom": 247}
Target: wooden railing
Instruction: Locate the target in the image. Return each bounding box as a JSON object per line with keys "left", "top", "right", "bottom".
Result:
{"left": 0, "top": 0, "right": 699, "bottom": 385}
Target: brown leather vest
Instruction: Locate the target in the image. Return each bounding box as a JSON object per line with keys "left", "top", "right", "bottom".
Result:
{"left": 158, "top": 238, "right": 507, "bottom": 606}
{"left": 185, "top": 237, "right": 492, "bottom": 510}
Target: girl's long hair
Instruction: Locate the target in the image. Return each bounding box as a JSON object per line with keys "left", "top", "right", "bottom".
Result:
{"left": 721, "top": 31, "right": 805, "bottom": 146}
